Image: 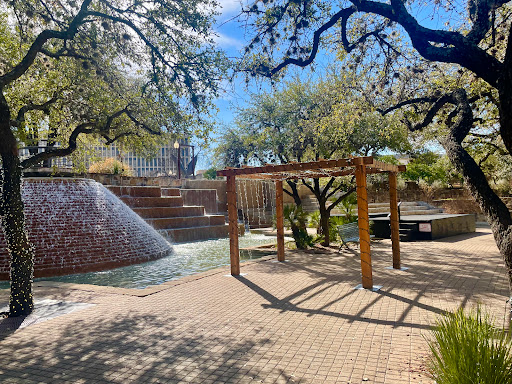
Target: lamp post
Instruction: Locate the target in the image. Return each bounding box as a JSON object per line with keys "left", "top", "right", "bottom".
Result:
{"left": 174, "top": 140, "right": 181, "bottom": 179}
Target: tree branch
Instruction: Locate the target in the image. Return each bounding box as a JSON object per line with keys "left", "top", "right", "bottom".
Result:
{"left": 86, "top": 11, "right": 172, "bottom": 68}
{"left": 265, "top": 7, "right": 356, "bottom": 76}
{"left": 0, "top": 0, "right": 92, "bottom": 87}
{"left": 12, "top": 94, "right": 60, "bottom": 128}
{"left": 20, "top": 122, "right": 95, "bottom": 168}
{"left": 326, "top": 186, "right": 356, "bottom": 214}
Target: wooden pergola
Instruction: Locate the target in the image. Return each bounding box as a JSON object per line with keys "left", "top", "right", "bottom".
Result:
{"left": 217, "top": 156, "right": 406, "bottom": 290}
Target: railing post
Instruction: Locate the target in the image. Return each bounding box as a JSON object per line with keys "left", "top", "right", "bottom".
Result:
{"left": 388, "top": 172, "right": 401, "bottom": 269}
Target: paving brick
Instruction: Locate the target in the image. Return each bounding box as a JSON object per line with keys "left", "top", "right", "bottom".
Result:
{"left": 0, "top": 227, "right": 508, "bottom": 383}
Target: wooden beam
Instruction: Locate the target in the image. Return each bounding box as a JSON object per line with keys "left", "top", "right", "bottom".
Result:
{"left": 350, "top": 156, "right": 374, "bottom": 166}
{"left": 367, "top": 159, "right": 401, "bottom": 173}
{"left": 226, "top": 175, "right": 240, "bottom": 275}
{"left": 217, "top": 158, "right": 353, "bottom": 177}
{"left": 279, "top": 167, "right": 394, "bottom": 180}
{"left": 275, "top": 180, "right": 285, "bottom": 262}
{"left": 238, "top": 174, "right": 276, "bottom": 180}
{"left": 388, "top": 172, "right": 401, "bottom": 269}
{"left": 355, "top": 164, "right": 373, "bottom": 289}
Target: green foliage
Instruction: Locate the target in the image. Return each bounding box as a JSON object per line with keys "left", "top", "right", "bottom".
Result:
{"left": 216, "top": 72, "right": 410, "bottom": 168}
{"left": 203, "top": 167, "right": 218, "bottom": 180}
{"left": 307, "top": 211, "right": 320, "bottom": 229}
{"left": 427, "top": 307, "right": 512, "bottom": 384}
{"left": 336, "top": 192, "right": 357, "bottom": 220}
{"left": 283, "top": 205, "right": 315, "bottom": 249}
{"left": 308, "top": 193, "right": 357, "bottom": 242}
{"left": 402, "top": 151, "right": 461, "bottom": 186}
{"left": 1, "top": 1, "right": 228, "bottom": 166}
{"left": 377, "top": 155, "right": 399, "bottom": 165}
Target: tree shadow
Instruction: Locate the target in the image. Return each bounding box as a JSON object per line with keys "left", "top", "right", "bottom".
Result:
{"left": 235, "top": 276, "right": 434, "bottom": 330}
{"left": 242, "top": 229, "right": 508, "bottom": 329}
{"left": 0, "top": 310, "right": 301, "bottom": 383}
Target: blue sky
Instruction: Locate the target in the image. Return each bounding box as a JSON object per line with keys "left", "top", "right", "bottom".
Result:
{"left": 194, "top": 1, "right": 456, "bottom": 169}
{"left": 193, "top": 0, "right": 249, "bottom": 169}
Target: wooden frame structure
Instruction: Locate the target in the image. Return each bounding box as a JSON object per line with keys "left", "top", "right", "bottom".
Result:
{"left": 217, "top": 156, "right": 406, "bottom": 289}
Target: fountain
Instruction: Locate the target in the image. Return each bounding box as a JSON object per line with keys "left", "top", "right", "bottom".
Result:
{"left": 236, "top": 179, "right": 276, "bottom": 229}
{"left": 0, "top": 178, "right": 172, "bottom": 280}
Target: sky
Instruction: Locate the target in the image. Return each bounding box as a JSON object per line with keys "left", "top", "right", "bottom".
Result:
{"left": 196, "top": 0, "right": 326, "bottom": 169}
{"left": 193, "top": 0, "right": 250, "bottom": 169}
{"left": 194, "top": 0, "right": 460, "bottom": 169}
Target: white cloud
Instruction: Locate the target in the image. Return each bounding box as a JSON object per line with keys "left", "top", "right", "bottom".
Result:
{"left": 213, "top": 31, "right": 244, "bottom": 49}
{"left": 216, "top": 0, "right": 243, "bottom": 15}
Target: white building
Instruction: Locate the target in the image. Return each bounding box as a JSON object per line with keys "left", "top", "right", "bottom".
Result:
{"left": 91, "top": 139, "right": 193, "bottom": 177}
{"left": 20, "top": 138, "right": 193, "bottom": 177}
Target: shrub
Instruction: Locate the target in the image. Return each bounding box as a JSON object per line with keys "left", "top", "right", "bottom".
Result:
{"left": 88, "top": 158, "right": 134, "bottom": 176}
{"left": 203, "top": 167, "right": 218, "bottom": 180}
{"left": 427, "top": 307, "right": 512, "bottom": 384}
{"left": 283, "top": 205, "right": 315, "bottom": 249}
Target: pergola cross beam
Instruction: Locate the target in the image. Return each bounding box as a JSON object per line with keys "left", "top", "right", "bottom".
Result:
{"left": 217, "top": 156, "right": 405, "bottom": 290}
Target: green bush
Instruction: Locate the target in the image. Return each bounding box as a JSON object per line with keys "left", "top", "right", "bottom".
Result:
{"left": 203, "top": 167, "right": 218, "bottom": 180}
{"left": 427, "top": 307, "right": 512, "bottom": 384}
{"left": 283, "top": 205, "right": 315, "bottom": 249}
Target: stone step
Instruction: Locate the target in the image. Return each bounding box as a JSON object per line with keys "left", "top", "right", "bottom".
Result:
{"left": 161, "top": 188, "right": 181, "bottom": 197}
{"left": 369, "top": 202, "right": 422, "bottom": 208}
{"left": 133, "top": 206, "right": 205, "bottom": 219}
{"left": 146, "top": 215, "right": 225, "bottom": 230}
{"left": 401, "top": 205, "right": 431, "bottom": 211}
{"left": 369, "top": 208, "right": 444, "bottom": 215}
{"left": 369, "top": 205, "right": 426, "bottom": 213}
{"left": 121, "top": 196, "right": 184, "bottom": 208}
{"left": 180, "top": 189, "right": 218, "bottom": 214}
{"left": 401, "top": 209, "right": 443, "bottom": 216}
{"left": 107, "top": 185, "right": 162, "bottom": 198}
{"left": 160, "top": 224, "right": 229, "bottom": 243}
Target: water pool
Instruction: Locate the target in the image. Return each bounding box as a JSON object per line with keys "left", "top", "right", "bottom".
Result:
{"left": 0, "top": 233, "right": 276, "bottom": 290}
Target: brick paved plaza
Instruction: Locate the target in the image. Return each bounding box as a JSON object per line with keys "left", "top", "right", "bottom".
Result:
{"left": 0, "top": 226, "right": 509, "bottom": 383}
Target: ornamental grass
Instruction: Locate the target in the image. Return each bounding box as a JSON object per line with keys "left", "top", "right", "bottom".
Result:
{"left": 427, "top": 307, "right": 512, "bottom": 384}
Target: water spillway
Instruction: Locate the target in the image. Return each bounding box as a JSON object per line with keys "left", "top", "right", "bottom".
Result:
{"left": 0, "top": 178, "right": 172, "bottom": 280}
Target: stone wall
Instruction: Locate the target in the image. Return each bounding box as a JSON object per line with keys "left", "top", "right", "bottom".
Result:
{"left": 86, "top": 173, "right": 176, "bottom": 187}
{"left": 85, "top": 173, "right": 512, "bottom": 219}
{"left": 0, "top": 178, "right": 172, "bottom": 281}
{"left": 179, "top": 189, "right": 218, "bottom": 214}
{"left": 367, "top": 181, "right": 471, "bottom": 203}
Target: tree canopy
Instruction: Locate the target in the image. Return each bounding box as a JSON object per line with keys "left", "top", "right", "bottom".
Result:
{"left": 217, "top": 72, "right": 409, "bottom": 244}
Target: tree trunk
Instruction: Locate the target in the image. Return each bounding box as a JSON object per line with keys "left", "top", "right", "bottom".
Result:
{"left": 0, "top": 93, "right": 34, "bottom": 317}
{"left": 285, "top": 180, "right": 302, "bottom": 206}
{"left": 319, "top": 204, "right": 330, "bottom": 246}
{"left": 442, "top": 90, "right": 512, "bottom": 293}
{"left": 311, "top": 178, "right": 330, "bottom": 246}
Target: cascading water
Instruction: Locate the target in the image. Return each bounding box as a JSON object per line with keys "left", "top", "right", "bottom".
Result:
{"left": 0, "top": 178, "right": 172, "bottom": 280}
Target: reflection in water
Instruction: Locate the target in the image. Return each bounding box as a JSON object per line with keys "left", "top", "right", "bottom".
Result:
{"left": 34, "top": 233, "right": 275, "bottom": 289}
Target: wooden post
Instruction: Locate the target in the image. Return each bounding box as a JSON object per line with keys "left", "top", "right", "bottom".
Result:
{"left": 388, "top": 172, "right": 401, "bottom": 269}
{"left": 355, "top": 164, "right": 373, "bottom": 289}
{"left": 276, "top": 180, "right": 285, "bottom": 262}
{"left": 227, "top": 175, "right": 240, "bottom": 275}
